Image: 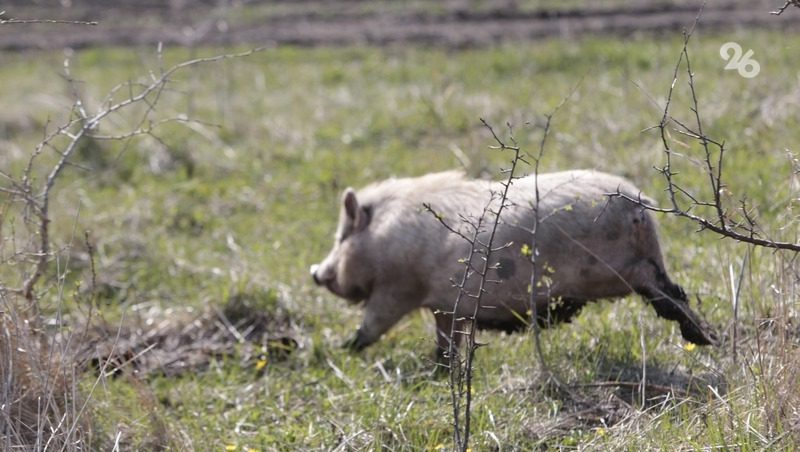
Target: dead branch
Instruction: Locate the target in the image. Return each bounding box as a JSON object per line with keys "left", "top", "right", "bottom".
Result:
{"left": 0, "top": 11, "right": 98, "bottom": 26}
{"left": 1, "top": 45, "right": 269, "bottom": 450}
{"left": 4, "top": 46, "right": 267, "bottom": 311}
{"left": 609, "top": 190, "right": 800, "bottom": 252}
{"left": 427, "top": 119, "right": 527, "bottom": 451}
{"left": 771, "top": 0, "right": 800, "bottom": 15}
{"left": 611, "top": 8, "right": 800, "bottom": 253}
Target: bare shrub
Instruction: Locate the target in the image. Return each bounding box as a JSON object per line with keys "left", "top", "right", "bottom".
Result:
{"left": 599, "top": 6, "right": 800, "bottom": 448}
{"left": 431, "top": 92, "right": 575, "bottom": 449}
{"left": 424, "top": 120, "right": 530, "bottom": 451}
{"left": 609, "top": 11, "right": 799, "bottom": 253}
{"left": 0, "top": 45, "right": 265, "bottom": 449}
{"left": 609, "top": 5, "right": 799, "bottom": 361}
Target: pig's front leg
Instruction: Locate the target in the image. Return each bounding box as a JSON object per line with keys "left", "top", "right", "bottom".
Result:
{"left": 342, "top": 329, "right": 373, "bottom": 352}
{"left": 342, "top": 287, "right": 420, "bottom": 352}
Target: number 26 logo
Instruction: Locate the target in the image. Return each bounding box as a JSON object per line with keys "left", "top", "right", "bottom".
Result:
{"left": 720, "top": 42, "right": 760, "bottom": 79}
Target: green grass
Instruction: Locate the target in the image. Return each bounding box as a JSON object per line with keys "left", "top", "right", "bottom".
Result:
{"left": 2, "top": 29, "right": 800, "bottom": 450}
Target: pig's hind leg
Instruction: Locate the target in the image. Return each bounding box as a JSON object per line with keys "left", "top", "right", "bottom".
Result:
{"left": 634, "top": 259, "right": 718, "bottom": 346}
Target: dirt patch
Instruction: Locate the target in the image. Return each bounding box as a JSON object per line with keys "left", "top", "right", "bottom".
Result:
{"left": 0, "top": 0, "right": 797, "bottom": 50}
{"left": 74, "top": 291, "right": 299, "bottom": 378}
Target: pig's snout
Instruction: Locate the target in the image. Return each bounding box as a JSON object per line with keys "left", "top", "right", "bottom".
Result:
{"left": 310, "top": 263, "right": 322, "bottom": 285}
{"left": 311, "top": 263, "right": 335, "bottom": 287}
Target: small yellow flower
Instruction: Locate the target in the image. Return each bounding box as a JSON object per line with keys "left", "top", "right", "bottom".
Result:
{"left": 684, "top": 343, "right": 697, "bottom": 352}
{"left": 225, "top": 445, "right": 237, "bottom": 452}
{"left": 247, "top": 448, "right": 259, "bottom": 452}
{"left": 596, "top": 427, "right": 606, "bottom": 437}
{"left": 255, "top": 359, "right": 268, "bottom": 370}
{"left": 520, "top": 243, "right": 532, "bottom": 257}
{"left": 433, "top": 444, "right": 445, "bottom": 450}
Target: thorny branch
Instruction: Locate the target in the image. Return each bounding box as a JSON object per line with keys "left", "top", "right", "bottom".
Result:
{"left": 2, "top": 47, "right": 267, "bottom": 310}
{"left": 458, "top": 119, "right": 526, "bottom": 449}
{"left": 432, "top": 84, "right": 579, "bottom": 450}
{"left": 425, "top": 196, "right": 487, "bottom": 450}
{"left": 771, "top": 0, "right": 800, "bottom": 15}
{"left": 425, "top": 119, "right": 527, "bottom": 451}
{"left": 611, "top": 8, "right": 800, "bottom": 252}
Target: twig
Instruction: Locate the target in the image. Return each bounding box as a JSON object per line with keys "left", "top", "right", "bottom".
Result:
{"left": 609, "top": 190, "right": 800, "bottom": 252}
{"left": 771, "top": 0, "right": 800, "bottom": 15}
{"left": 0, "top": 11, "right": 98, "bottom": 26}
{"left": 608, "top": 4, "right": 800, "bottom": 253}
{"left": 525, "top": 79, "right": 581, "bottom": 375}
{"left": 457, "top": 120, "right": 525, "bottom": 450}
{"left": 9, "top": 46, "right": 268, "bottom": 308}
{"left": 428, "top": 119, "right": 527, "bottom": 451}
{"left": 730, "top": 249, "right": 749, "bottom": 364}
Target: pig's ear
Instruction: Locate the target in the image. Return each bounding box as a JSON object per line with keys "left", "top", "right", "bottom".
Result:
{"left": 343, "top": 188, "right": 359, "bottom": 221}
{"left": 343, "top": 188, "right": 371, "bottom": 231}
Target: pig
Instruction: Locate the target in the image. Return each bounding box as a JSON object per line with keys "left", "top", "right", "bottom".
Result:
{"left": 310, "top": 170, "right": 717, "bottom": 358}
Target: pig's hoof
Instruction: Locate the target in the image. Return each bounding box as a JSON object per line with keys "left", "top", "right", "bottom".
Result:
{"left": 342, "top": 330, "right": 370, "bottom": 352}
{"left": 679, "top": 319, "right": 719, "bottom": 346}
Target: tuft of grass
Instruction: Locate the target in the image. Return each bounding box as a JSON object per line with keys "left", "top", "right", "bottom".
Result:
{"left": 1, "top": 302, "right": 93, "bottom": 449}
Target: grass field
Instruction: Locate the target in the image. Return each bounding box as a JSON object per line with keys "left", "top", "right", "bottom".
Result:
{"left": 2, "top": 27, "right": 800, "bottom": 450}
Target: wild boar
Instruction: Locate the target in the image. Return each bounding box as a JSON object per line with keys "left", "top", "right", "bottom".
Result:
{"left": 310, "top": 170, "right": 717, "bottom": 358}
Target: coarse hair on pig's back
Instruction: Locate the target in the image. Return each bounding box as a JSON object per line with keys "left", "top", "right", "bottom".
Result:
{"left": 357, "top": 170, "right": 471, "bottom": 207}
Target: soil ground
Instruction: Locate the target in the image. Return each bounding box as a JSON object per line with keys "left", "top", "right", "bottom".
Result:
{"left": 0, "top": 0, "right": 796, "bottom": 50}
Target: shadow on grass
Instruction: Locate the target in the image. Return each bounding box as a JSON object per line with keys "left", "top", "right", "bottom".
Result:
{"left": 75, "top": 288, "right": 299, "bottom": 378}
{"left": 521, "top": 356, "right": 726, "bottom": 444}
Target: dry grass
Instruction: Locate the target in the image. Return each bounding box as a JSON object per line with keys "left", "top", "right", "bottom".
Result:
{"left": 0, "top": 299, "right": 92, "bottom": 449}
{"left": 75, "top": 291, "right": 299, "bottom": 379}
{"left": 0, "top": 279, "right": 301, "bottom": 449}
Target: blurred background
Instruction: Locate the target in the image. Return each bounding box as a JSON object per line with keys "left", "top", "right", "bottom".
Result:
{"left": 1, "top": 0, "right": 796, "bottom": 49}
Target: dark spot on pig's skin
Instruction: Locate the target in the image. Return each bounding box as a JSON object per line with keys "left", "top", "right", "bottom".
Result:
{"left": 579, "top": 267, "right": 590, "bottom": 278}
{"left": 586, "top": 255, "right": 598, "bottom": 265}
{"left": 496, "top": 257, "right": 516, "bottom": 280}
{"left": 605, "top": 230, "right": 621, "bottom": 241}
